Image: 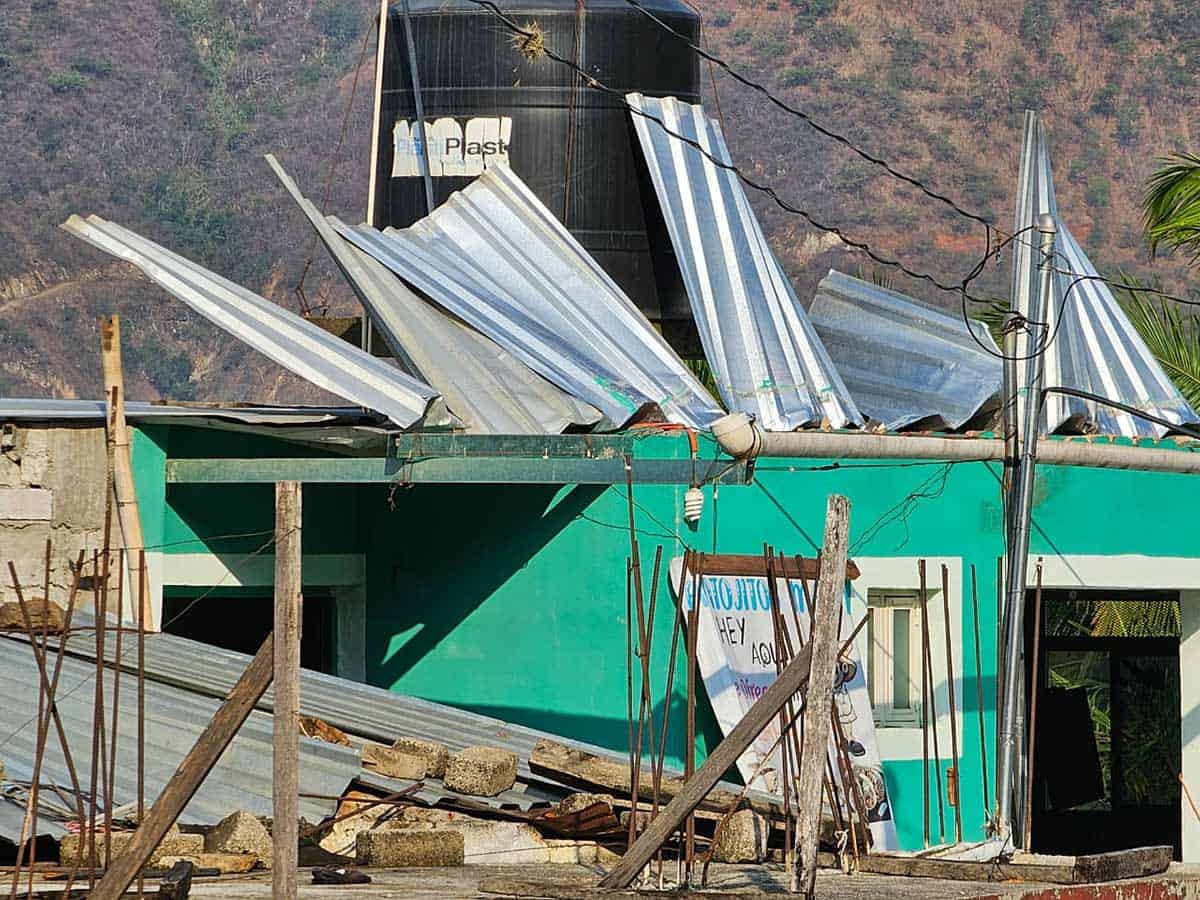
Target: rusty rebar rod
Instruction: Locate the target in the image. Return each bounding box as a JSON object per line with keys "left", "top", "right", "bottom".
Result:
{"left": 970, "top": 563, "right": 990, "bottom": 823}
{"left": 105, "top": 551, "right": 125, "bottom": 867}
{"left": 941, "top": 563, "right": 962, "bottom": 844}
{"left": 918, "top": 559, "right": 945, "bottom": 842}
{"left": 136, "top": 550, "right": 146, "bottom": 900}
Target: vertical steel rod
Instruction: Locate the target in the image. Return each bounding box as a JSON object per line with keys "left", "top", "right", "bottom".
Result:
{"left": 684, "top": 554, "right": 702, "bottom": 885}
{"left": 917, "top": 559, "right": 930, "bottom": 846}
{"left": 137, "top": 549, "right": 146, "bottom": 900}
{"left": 624, "top": 557, "right": 636, "bottom": 853}
{"left": 87, "top": 551, "right": 103, "bottom": 886}
{"left": 1022, "top": 560, "right": 1044, "bottom": 852}
{"left": 941, "top": 563, "right": 962, "bottom": 844}
{"left": 970, "top": 564, "right": 991, "bottom": 823}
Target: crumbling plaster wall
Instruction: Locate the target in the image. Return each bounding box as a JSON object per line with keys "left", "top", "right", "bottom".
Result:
{"left": 0, "top": 423, "right": 108, "bottom": 610}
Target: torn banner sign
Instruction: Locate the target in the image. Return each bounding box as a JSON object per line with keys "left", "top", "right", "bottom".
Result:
{"left": 668, "top": 558, "right": 899, "bottom": 851}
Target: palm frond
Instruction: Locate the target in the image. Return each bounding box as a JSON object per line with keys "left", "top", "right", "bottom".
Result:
{"left": 1115, "top": 278, "right": 1200, "bottom": 410}
{"left": 1143, "top": 153, "right": 1200, "bottom": 263}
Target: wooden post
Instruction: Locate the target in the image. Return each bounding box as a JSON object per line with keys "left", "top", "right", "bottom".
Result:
{"left": 793, "top": 495, "right": 850, "bottom": 899}
{"left": 100, "top": 315, "right": 152, "bottom": 629}
{"left": 88, "top": 634, "right": 274, "bottom": 900}
{"left": 273, "top": 481, "right": 302, "bottom": 900}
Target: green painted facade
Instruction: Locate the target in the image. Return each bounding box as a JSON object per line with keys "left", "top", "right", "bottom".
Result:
{"left": 130, "top": 424, "right": 1200, "bottom": 850}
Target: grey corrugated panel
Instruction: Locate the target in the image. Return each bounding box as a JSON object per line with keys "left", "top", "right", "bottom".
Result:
{"left": 808, "top": 270, "right": 1002, "bottom": 431}
{"left": 59, "top": 215, "right": 459, "bottom": 432}
{"left": 336, "top": 163, "right": 725, "bottom": 430}
{"left": 1011, "top": 112, "right": 1198, "bottom": 437}
{"left": 0, "top": 399, "right": 381, "bottom": 425}
{"left": 265, "top": 155, "right": 603, "bottom": 436}
{"left": 0, "top": 638, "right": 358, "bottom": 843}
{"left": 626, "top": 93, "right": 862, "bottom": 432}
{"left": 37, "top": 630, "right": 779, "bottom": 814}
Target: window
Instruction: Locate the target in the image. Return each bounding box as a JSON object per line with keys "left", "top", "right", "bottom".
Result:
{"left": 866, "top": 590, "right": 925, "bottom": 728}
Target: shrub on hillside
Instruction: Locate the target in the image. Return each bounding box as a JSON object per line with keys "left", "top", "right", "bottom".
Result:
{"left": 47, "top": 70, "right": 86, "bottom": 93}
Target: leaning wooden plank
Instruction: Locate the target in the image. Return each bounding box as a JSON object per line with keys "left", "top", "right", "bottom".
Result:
{"left": 793, "top": 495, "right": 850, "bottom": 899}
{"left": 1072, "top": 846, "right": 1172, "bottom": 884}
{"left": 88, "top": 633, "right": 274, "bottom": 900}
{"left": 597, "top": 641, "right": 815, "bottom": 887}
{"left": 530, "top": 738, "right": 780, "bottom": 819}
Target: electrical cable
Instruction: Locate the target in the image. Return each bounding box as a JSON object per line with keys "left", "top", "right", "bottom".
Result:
{"left": 617, "top": 0, "right": 994, "bottom": 232}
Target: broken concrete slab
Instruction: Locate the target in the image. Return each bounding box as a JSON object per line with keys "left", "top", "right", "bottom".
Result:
{"left": 710, "top": 808, "right": 768, "bottom": 863}
{"left": 391, "top": 737, "right": 449, "bottom": 778}
{"left": 555, "top": 793, "right": 614, "bottom": 817}
{"left": 443, "top": 746, "right": 518, "bottom": 797}
{"left": 0, "top": 598, "right": 65, "bottom": 633}
{"left": 158, "top": 852, "right": 260, "bottom": 874}
{"left": 356, "top": 828, "right": 465, "bottom": 867}
{"left": 362, "top": 742, "right": 427, "bottom": 780}
{"left": 204, "top": 810, "right": 273, "bottom": 869}
{"left": 59, "top": 824, "right": 203, "bottom": 868}
{"left": 316, "top": 791, "right": 404, "bottom": 858}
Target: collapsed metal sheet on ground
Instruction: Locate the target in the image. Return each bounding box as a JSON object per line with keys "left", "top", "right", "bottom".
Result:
{"left": 0, "top": 637, "right": 358, "bottom": 842}
{"left": 336, "top": 163, "right": 725, "bottom": 430}
{"left": 626, "top": 93, "right": 861, "bottom": 431}
{"left": 265, "top": 155, "right": 602, "bottom": 435}
{"left": 59, "top": 215, "right": 457, "bottom": 431}
{"left": 1012, "top": 112, "right": 1198, "bottom": 437}
{"left": 808, "top": 270, "right": 1001, "bottom": 430}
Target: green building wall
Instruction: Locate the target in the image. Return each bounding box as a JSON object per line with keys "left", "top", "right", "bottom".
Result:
{"left": 131, "top": 425, "right": 1200, "bottom": 851}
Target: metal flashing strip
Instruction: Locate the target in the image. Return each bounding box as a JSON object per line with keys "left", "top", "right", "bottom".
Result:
{"left": 626, "top": 93, "right": 862, "bottom": 431}
{"left": 809, "top": 270, "right": 1001, "bottom": 430}
{"left": 60, "top": 215, "right": 458, "bottom": 431}
{"left": 1011, "top": 112, "right": 1198, "bottom": 437}
{"left": 265, "top": 155, "right": 602, "bottom": 435}
{"left": 337, "top": 163, "right": 725, "bottom": 430}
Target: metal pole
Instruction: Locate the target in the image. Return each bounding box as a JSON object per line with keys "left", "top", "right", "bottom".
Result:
{"left": 137, "top": 550, "right": 146, "bottom": 900}
{"left": 1022, "top": 560, "right": 1044, "bottom": 851}
{"left": 941, "top": 563, "right": 962, "bottom": 845}
{"left": 400, "top": 0, "right": 435, "bottom": 216}
{"left": 995, "top": 213, "right": 1057, "bottom": 846}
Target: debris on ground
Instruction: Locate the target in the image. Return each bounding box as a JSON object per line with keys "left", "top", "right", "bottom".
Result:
{"left": 312, "top": 865, "right": 372, "bottom": 885}
{"left": 156, "top": 858, "right": 194, "bottom": 900}
{"left": 299, "top": 715, "right": 352, "bottom": 747}
{"left": 58, "top": 823, "right": 202, "bottom": 868}
{"left": 443, "top": 745, "right": 519, "bottom": 797}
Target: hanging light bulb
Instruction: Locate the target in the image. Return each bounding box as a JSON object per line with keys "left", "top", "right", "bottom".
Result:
{"left": 683, "top": 485, "right": 704, "bottom": 526}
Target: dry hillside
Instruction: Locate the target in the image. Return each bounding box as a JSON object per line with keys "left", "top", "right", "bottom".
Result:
{"left": 0, "top": 0, "right": 1197, "bottom": 402}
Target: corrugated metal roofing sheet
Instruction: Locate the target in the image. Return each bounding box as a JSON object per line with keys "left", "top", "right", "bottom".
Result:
{"left": 0, "top": 635, "right": 359, "bottom": 842}
{"left": 1012, "top": 112, "right": 1198, "bottom": 437}
{"left": 626, "top": 93, "right": 862, "bottom": 432}
{"left": 808, "top": 270, "right": 1002, "bottom": 430}
{"left": 337, "top": 163, "right": 725, "bottom": 430}
{"left": 0, "top": 398, "right": 379, "bottom": 425}
{"left": 59, "top": 215, "right": 458, "bottom": 432}
{"left": 264, "top": 155, "right": 602, "bottom": 435}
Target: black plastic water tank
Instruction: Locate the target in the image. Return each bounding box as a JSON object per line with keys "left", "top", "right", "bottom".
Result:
{"left": 371, "top": 0, "right": 700, "bottom": 324}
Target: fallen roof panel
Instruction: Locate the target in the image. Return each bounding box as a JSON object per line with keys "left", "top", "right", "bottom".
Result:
{"left": 627, "top": 93, "right": 862, "bottom": 431}
{"left": 59, "top": 215, "right": 457, "bottom": 431}
{"left": 0, "top": 398, "right": 380, "bottom": 425}
{"left": 1012, "top": 112, "right": 1198, "bottom": 437}
{"left": 0, "top": 635, "right": 358, "bottom": 843}
{"left": 809, "top": 269, "right": 1001, "bottom": 430}
{"left": 337, "top": 163, "right": 725, "bottom": 431}
{"left": 264, "top": 154, "right": 602, "bottom": 435}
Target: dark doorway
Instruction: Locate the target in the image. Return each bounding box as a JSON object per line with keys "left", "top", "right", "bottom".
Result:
{"left": 1027, "top": 588, "right": 1181, "bottom": 858}
{"left": 161, "top": 591, "right": 337, "bottom": 674}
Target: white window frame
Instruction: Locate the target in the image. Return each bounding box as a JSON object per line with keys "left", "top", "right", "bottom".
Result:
{"left": 867, "top": 590, "right": 925, "bottom": 729}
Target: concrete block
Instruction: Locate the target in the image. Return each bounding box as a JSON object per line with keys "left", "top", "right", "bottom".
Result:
{"left": 710, "top": 808, "right": 768, "bottom": 863}
{"left": 59, "top": 824, "right": 201, "bottom": 867}
{"left": 355, "top": 829, "right": 464, "bottom": 867}
{"left": 361, "top": 742, "right": 427, "bottom": 780}
{"left": 0, "top": 488, "right": 51, "bottom": 520}
{"left": 317, "top": 791, "right": 407, "bottom": 858}
{"left": 443, "top": 745, "right": 518, "bottom": 797}
{"left": 204, "top": 810, "right": 273, "bottom": 869}
{"left": 454, "top": 821, "right": 547, "bottom": 865}
{"left": 555, "top": 792, "right": 614, "bottom": 817}
{"left": 391, "top": 737, "right": 449, "bottom": 778}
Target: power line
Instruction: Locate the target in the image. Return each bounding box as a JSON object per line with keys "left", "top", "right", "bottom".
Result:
{"left": 617, "top": 0, "right": 994, "bottom": 232}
